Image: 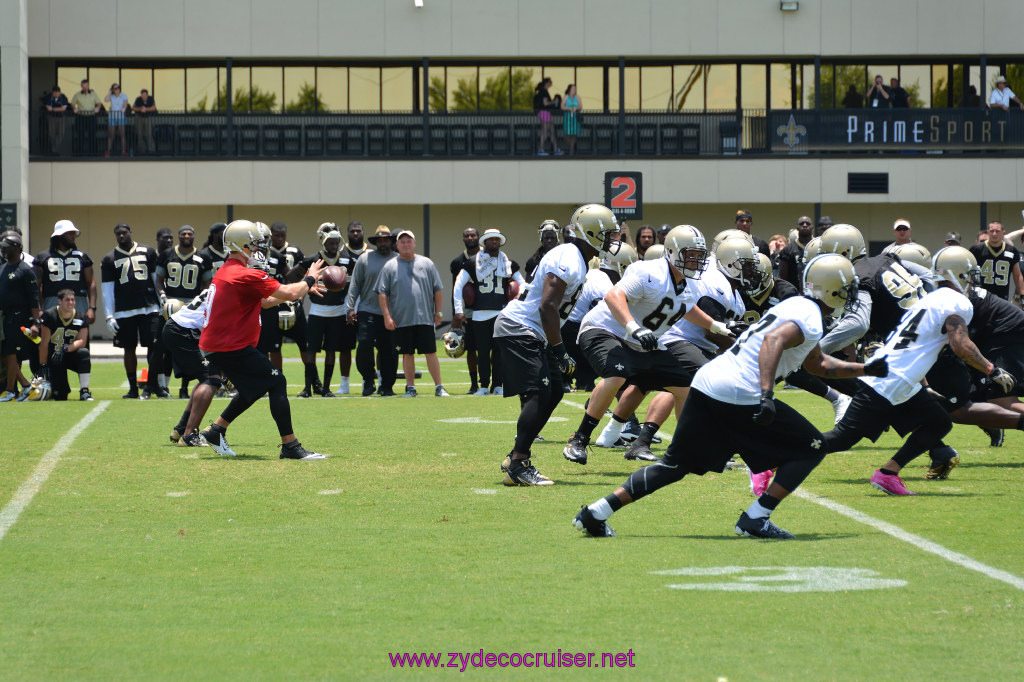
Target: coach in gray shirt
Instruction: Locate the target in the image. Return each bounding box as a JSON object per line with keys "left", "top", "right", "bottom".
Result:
{"left": 346, "top": 225, "right": 399, "bottom": 396}
{"left": 377, "top": 229, "right": 448, "bottom": 398}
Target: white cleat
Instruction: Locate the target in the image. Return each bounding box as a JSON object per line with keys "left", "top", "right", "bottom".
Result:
{"left": 832, "top": 393, "right": 852, "bottom": 426}
{"left": 338, "top": 377, "right": 350, "bottom": 395}
{"left": 491, "top": 386, "right": 503, "bottom": 396}
{"left": 474, "top": 387, "right": 491, "bottom": 396}
{"left": 199, "top": 427, "right": 237, "bottom": 456}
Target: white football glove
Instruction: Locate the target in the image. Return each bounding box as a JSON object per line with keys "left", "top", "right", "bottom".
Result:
{"left": 106, "top": 316, "right": 119, "bottom": 334}
{"left": 709, "top": 320, "right": 734, "bottom": 337}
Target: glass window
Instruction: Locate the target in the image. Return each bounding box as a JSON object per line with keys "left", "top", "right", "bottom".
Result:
{"left": 119, "top": 69, "right": 152, "bottom": 106}
{"left": 349, "top": 67, "right": 381, "bottom": 111}
{"left": 285, "top": 66, "right": 318, "bottom": 112}
{"left": 317, "top": 67, "right": 347, "bottom": 112}
{"left": 705, "top": 64, "right": 736, "bottom": 110}
{"left": 186, "top": 67, "right": 218, "bottom": 111}
{"left": 543, "top": 66, "right": 575, "bottom": 107}
{"left": 607, "top": 66, "right": 640, "bottom": 111}
{"left": 88, "top": 68, "right": 120, "bottom": 110}
{"left": 57, "top": 67, "right": 89, "bottom": 101}
{"left": 515, "top": 66, "right": 542, "bottom": 111}
{"left": 802, "top": 64, "right": 816, "bottom": 108}
{"left": 153, "top": 69, "right": 184, "bottom": 111}
{"left": 250, "top": 66, "right": 283, "bottom": 112}
{"left": 770, "top": 63, "right": 794, "bottom": 109}
{"left": 473, "top": 65, "right": 506, "bottom": 110}
{"left": 574, "top": 67, "right": 602, "bottom": 112}
{"left": 640, "top": 66, "right": 672, "bottom": 111}
{"left": 381, "top": 66, "right": 412, "bottom": 111}
{"left": 443, "top": 66, "right": 475, "bottom": 111}
{"left": 899, "top": 65, "right": 930, "bottom": 108}
{"left": 740, "top": 64, "right": 767, "bottom": 110}
{"left": 672, "top": 64, "right": 704, "bottom": 111}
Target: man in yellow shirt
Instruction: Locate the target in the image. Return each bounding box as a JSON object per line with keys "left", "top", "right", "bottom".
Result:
{"left": 70, "top": 79, "right": 103, "bottom": 155}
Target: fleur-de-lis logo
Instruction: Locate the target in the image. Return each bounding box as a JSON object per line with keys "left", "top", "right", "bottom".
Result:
{"left": 777, "top": 114, "right": 807, "bottom": 149}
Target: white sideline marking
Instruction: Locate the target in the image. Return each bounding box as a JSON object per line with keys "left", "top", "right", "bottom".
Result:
{"left": 795, "top": 489, "right": 1024, "bottom": 592}
{"left": 319, "top": 489, "right": 342, "bottom": 495}
{"left": 166, "top": 491, "right": 189, "bottom": 497}
{"left": 440, "top": 452, "right": 458, "bottom": 457}
{"left": 0, "top": 400, "right": 110, "bottom": 545}
{"left": 474, "top": 489, "right": 498, "bottom": 495}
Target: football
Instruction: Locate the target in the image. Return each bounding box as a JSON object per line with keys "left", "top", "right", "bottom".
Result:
{"left": 462, "top": 282, "right": 477, "bottom": 307}
{"left": 505, "top": 279, "right": 520, "bottom": 301}
{"left": 322, "top": 265, "right": 347, "bottom": 292}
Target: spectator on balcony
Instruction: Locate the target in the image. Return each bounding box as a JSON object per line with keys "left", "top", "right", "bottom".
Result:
{"left": 889, "top": 78, "right": 910, "bottom": 108}
{"left": 133, "top": 88, "right": 157, "bottom": 155}
{"left": 841, "top": 84, "right": 863, "bottom": 108}
{"left": 44, "top": 85, "right": 69, "bottom": 155}
{"left": 733, "top": 209, "right": 770, "bottom": 256}
{"left": 866, "top": 74, "right": 890, "bottom": 108}
{"left": 561, "top": 84, "right": 582, "bottom": 155}
{"left": 961, "top": 85, "right": 981, "bottom": 108}
{"left": 534, "top": 78, "right": 562, "bottom": 156}
{"left": 989, "top": 75, "right": 1024, "bottom": 112}
{"left": 70, "top": 79, "right": 103, "bottom": 155}
{"left": 103, "top": 83, "right": 129, "bottom": 157}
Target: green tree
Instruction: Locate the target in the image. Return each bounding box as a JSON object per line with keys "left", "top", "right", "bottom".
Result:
{"left": 808, "top": 64, "right": 867, "bottom": 109}
{"left": 429, "top": 68, "right": 535, "bottom": 111}
{"left": 285, "top": 83, "right": 324, "bottom": 112}
{"left": 193, "top": 85, "right": 279, "bottom": 112}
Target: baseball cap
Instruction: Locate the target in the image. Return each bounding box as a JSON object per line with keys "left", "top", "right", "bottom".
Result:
{"left": 395, "top": 229, "right": 416, "bottom": 240}
{"left": 1, "top": 231, "right": 23, "bottom": 247}
{"left": 996, "top": 75, "right": 1007, "bottom": 84}
{"left": 944, "top": 231, "right": 962, "bottom": 245}
{"left": 51, "top": 219, "right": 79, "bottom": 238}
{"left": 893, "top": 219, "right": 911, "bottom": 230}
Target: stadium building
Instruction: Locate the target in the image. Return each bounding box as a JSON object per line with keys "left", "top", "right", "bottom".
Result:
{"left": 2, "top": 0, "right": 1023, "bottom": 319}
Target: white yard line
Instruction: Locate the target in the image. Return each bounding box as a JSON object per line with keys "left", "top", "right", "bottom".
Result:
{"left": 561, "top": 396, "right": 1024, "bottom": 591}
{"left": 0, "top": 401, "right": 111, "bottom": 545}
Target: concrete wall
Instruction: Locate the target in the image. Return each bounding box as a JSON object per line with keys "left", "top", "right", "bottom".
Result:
{"left": 24, "top": 0, "right": 1024, "bottom": 59}
{"left": 1, "top": 0, "right": 29, "bottom": 231}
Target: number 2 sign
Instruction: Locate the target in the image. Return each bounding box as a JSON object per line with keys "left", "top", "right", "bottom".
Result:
{"left": 604, "top": 172, "right": 643, "bottom": 221}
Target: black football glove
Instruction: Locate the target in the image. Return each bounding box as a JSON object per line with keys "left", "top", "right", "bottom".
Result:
{"left": 752, "top": 390, "right": 776, "bottom": 426}
{"left": 726, "top": 320, "right": 750, "bottom": 336}
{"left": 551, "top": 343, "right": 576, "bottom": 377}
{"left": 989, "top": 366, "right": 1017, "bottom": 394}
{"left": 629, "top": 325, "right": 658, "bottom": 351}
{"left": 863, "top": 357, "right": 888, "bottom": 377}
{"left": 50, "top": 346, "right": 65, "bottom": 368}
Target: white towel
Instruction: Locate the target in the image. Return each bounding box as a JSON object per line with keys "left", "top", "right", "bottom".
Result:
{"left": 475, "top": 250, "right": 512, "bottom": 281}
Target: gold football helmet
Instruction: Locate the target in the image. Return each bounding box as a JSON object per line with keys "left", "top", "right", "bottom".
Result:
{"left": 664, "top": 225, "right": 709, "bottom": 279}
{"left": 803, "top": 254, "right": 859, "bottom": 315}
{"left": 932, "top": 246, "right": 980, "bottom": 294}
{"left": 890, "top": 243, "right": 932, "bottom": 269}
{"left": 570, "top": 204, "right": 621, "bottom": 256}
{"left": 818, "top": 224, "right": 867, "bottom": 262}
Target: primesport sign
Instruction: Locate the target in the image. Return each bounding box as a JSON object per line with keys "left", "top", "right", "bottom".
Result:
{"left": 604, "top": 172, "right": 643, "bottom": 221}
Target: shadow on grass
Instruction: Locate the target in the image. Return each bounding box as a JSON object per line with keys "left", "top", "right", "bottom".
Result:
{"left": 958, "top": 461, "right": 1024, "bottom": 469}
{"left": 200, "top": 454, "right": 268, "bottom": 461}
{"left": 589, "top": 532, "right": 857, "bottom": 542}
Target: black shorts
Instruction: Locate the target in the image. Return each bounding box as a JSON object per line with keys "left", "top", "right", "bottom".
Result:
{"left": 307, "top": 313, "right": 353, "bottom": 353}
{"left": 463, "top": 314, "right": 478, "bottom": 352}
{"left": 113, "top": 313, "right": 158, "bottom": 349}
{"left": 257, "top": 305, "right": 310, "bottom": 353}
{"left": 394, "top": 324, "right": 436, "bottom": 355}
{"left": 835, "top": 382, "right": 948, "bottom": 442}
{"left": 163, "top": 320, "right": 219, "bottom": 382}
{"left": 495, "top": 333, "right": 562, "bottom": 398}
{"left": 925, "top": 350, "right": 975, "bottom": 412}
{"left": 1, "top": 310, "right": 34, "bottom": 359}
{"left": 579, "top": 329, "right": 698, "bottom": 391}
{"left": 205, "top": 346, "right": 284, "bottom": 400}
{"left": 663, "top": 388, "right": 825, "bottom": 475}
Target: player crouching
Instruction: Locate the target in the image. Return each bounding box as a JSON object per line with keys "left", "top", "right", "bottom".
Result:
{"left": 573, "top": 254, "right": 887, "bottom": 539}
{"left": 36, "top": 289, "right": 92, "bottom": 401}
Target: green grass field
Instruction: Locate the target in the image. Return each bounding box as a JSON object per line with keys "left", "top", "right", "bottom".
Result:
{"left": 1, "top": 354, "right": 1022, "bottom": 680}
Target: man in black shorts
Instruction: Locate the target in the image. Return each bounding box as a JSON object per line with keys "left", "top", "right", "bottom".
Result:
{"left": 100, "top": 223, "right": 164, "bottom": 398}
{"left": 450, "top": 227, "right": 481, "bottom": 394}
{"left": 574, "top": 254, "right": 885, "bottom": 538}
{"left": 0, "top": 232, "right": 41, "bottom": 401}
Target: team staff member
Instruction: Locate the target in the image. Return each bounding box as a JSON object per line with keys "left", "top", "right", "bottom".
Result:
{"left": 0, "top": 232, "right": 41, "bottom": 402}
{"left": 969, "top": 221, "right": 1024, "bottom": 305}
{"left": 197, "top": 220, "right": 328, "bottom": 460}
{"left": 334, "top": 221, "right": 368, "bottom": 395}
{"left": 345, "top": 225, "right": 399, "bottom": 396}
{"left": 38, "top": 289, "right": 92, "bottom": 401}
{"left": 34, "top": 219, "right": 97, "bottom": 322}
{"left": 450, "top": 227, "right": 481, "bottom": 394}
{"left": 733, "top": 209, "right": 770, "bottom": 257}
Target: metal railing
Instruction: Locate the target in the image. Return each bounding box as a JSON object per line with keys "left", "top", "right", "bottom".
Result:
{"left": 30, "top": 108, "right": 1024, "bottom": 159}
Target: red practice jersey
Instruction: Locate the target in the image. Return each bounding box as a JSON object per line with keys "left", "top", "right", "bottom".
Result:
{"left": 199, "top": 258, "right": 281, "bottom": 352}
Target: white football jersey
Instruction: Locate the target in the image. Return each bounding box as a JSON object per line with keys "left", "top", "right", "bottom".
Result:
{"left": 692, "top": 296, "right": 824, "bottom": 405}
{"left": 170, "top": 289, "right": 211, "bottom": 331}
{"left": 498, "top": 244, "right": 587, "bottom": 340}
{"left": 860, "top": 287, "right": 973, "bottom": 405}
{"left": 661, "top": 266, "right": 745, "bottom": 352}
{"left": 566, "top": 269, "right": 614, "bottom": 324}
{"left": 578, "top": 259, "right": 696, "bottom": 351}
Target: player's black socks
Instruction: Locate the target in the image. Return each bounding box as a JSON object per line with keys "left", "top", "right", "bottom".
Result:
{"left": 636, "top": 421, "right": 660, "bottom": 446}
{"left": 604, "top": 493, "right": 623, "bottom": 513}
{"left": 127, "top": 375, "right": 137, "bottom": 391}
{"left": 880, "top": 468, "right": 898, "bottom": 476}
{"left": 175, "top": 408, "right": 190, "bottom": 433}
{"left": 1017, "top": 414, "right": 1024, "bottom": 431}
{"left": 612, "top": 413, "right": 628, "bottom": 424}
{"left": 576, "top": 414, "right": 601, "bottom": 440}
{"left": 303, "top": 362, "right": 317, "bottom": 389}
{"left": 323, "top": 360, "right": 335, "bottom": 389}
{"left": 756, "top": 493, "right": 780, "bottom": 510}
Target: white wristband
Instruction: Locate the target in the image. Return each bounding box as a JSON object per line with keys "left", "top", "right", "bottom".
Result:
{"left": 625, "top": 320, "right": 641, "bottom": 335}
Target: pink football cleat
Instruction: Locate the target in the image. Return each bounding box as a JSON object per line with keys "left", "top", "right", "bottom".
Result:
{"left": 750, "top": 470, "right": 773, "bottom": 497}
{"left": 870, "top": 470, "right": 916, "bottom": 496}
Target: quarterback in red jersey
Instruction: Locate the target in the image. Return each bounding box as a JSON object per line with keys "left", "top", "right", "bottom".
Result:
{"left": 197, "top": 220, "right": 329, "bottom": 460}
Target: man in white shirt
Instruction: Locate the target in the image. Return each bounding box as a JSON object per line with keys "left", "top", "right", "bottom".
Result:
{"left": 573, "top": 255, "right": 886, "bottom": 539}
{"left": 989, "top": 75, "right": 1024, "bottom": 111}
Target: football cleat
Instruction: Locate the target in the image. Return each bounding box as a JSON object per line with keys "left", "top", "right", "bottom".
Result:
{"left": 140, "top": 389, "right": 151, "bottom": 400}
{"left": 16, "top": 386, "right": 31, "bottom": 402}
{"left": 573, "top": 505, "right": 616, "bottom": 537}
{"left": 199, "top": 426, "right": 237, "bottom": 456}
{"left": 620, "top": 418, "right": 641, "bottom": 442}
{"left": 750, "top": 470, "right": 773, "bottom": 497}
{"left": 595, "top": 422, "right": 626, "bottom": 448}
{"left": 154, "top": 387, "right": 172, "bottom": 399}
{"left": 0, "top": 390, "right": 15, "bottom": 402}
{"left": 321, "top": 388, "right": 336, "bottom": 398}
{"left": 491, "top": 386, "right": 503, "bottom": 396}
{"left": 435, "top": 386, "right": 450, "bottom": 397}
{"left": 170, "top": 428, "right": 183, "bottom": 443}
{"left": 297, "top": 387, "right": 312, "bottom": 398}
{"left": 735, "top": 511, "right": 794, "bottom": 539}
{"left": 180, "top": 431, "right": 203, "bottom": 447}
{"left": 122, "top": 388, "right": 139, "bottom": 399}
{"left": 280, "top": 442, "right": 327, "bottom": 460}
{"left": 623, "top": 440, "right": 658, "bottom": 462}
{"left": 501, "top": 455, "right": 553, "bottom": 486}
{"left": 362, "top": 381, "right": 376, "bottom": 396}
{"left": 870, "top": 470, "right": 916, "bottom": 495}
{"left": 311, "top": 378, "right": 324, "bottom": 395}
{"left": 832, "top": 393, "right": 852, "bottom": 426}
{"left": 79, "top": 388, "right": 94, "bottom": 401}
{"left": 563, "top": 434, "right": 589, "bottom": 465}
{"left": 179, "top": 387, "right": 190, "bottom": 400}
{"left": 467, "top": 384, "right": 479, "bottom": 395}
{"left": 338, "top": 377, "right": 349, "bottom": 395}
{"left": 981, "top": 426, "right": 1004, "bottom": 448}
{"left": 404, "top": 386, "right": 418, "bottom": 397}
{"left": 925, "top": 447, "right": 960, "bottom": 480}
{"left": 474, "top": 387, "right": 490, "bottom": 396}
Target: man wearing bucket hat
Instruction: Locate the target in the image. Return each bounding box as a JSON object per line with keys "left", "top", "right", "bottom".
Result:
{"left": 377, "top": 229, "right": 448, "bottom": 398}
{"left": 452, "top": 228, "right": 525, "bottom": 395}
{"left": 34, "top": 219, "right": 97, "bottom": 323}
{"left": 346, "top": 225, "right": 399, "bottom": 396}
{"left": 990, "top": 75, "right": 1024, "bottom": 111}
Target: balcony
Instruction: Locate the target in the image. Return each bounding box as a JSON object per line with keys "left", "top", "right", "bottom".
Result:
{"left": 31, "top": 108, "right": 1024, "bottom": 160}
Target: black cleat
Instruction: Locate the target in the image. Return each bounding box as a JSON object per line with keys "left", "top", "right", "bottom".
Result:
{"left": 573, "top": 505, "right": 616, "bottom": 537}
{"left": 140, "top": 388, "right": 152, "bottom": 401}
{"left": 321, "top": 388, "right": 336, "bottom": 398}
{"left": 179, "top": 387, "right": 190, "bottom": 400}
{"left": 925, "top": 446, "right": 960, "bottom": 480}
{"left": 280, "top": 441, "right": 327, "bottom": 460}
{"left": 199, "top": 426, "right": 236, "bottom": 456}
{"left": 379, "top": 388, "right": 396, "bottom": 397}
{"left": 981, "top": 427, "right": 1004, "bottom": 448}
{"left": 311, "top": 378, "right": 324, "bottom": 395}
{"left": 362, "top": 381, "right": 376, "bottom": 397}
{"left": 179, "top": 431, "right": 203, "bottom": 447}
{"left": 467, "top": 384, "right": 479, "bottom": 395}
{"left": 620, "top": 417, "right": 641, "bottom": 442}
{"left": 79, "top": 388, "right": 94, "bottom": 402}
{"left": 501, "top": 455, "right": 553, "bottom": 486}
{"left": 563, "top": 433, "right": 589, "bottom": 465}
{"left": 154, "top": 387, "right": 172, "bottom": 399}
{"left": 296, "top": 387, "right": 312, "bottom": 398}
{"left": 623, "top": 440, "right": 658, "bottom": 462}
{"left": 650, "top": 433, "right": 662, "bottom": 445}
{"left": 735, "top": 511, "right": 794, "bottom": 539}
{"left": 170, "top": 427, "right": 183, "bottom": 443}
{"left": 122, "top": 388, "right": 140, "bottom": 399}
